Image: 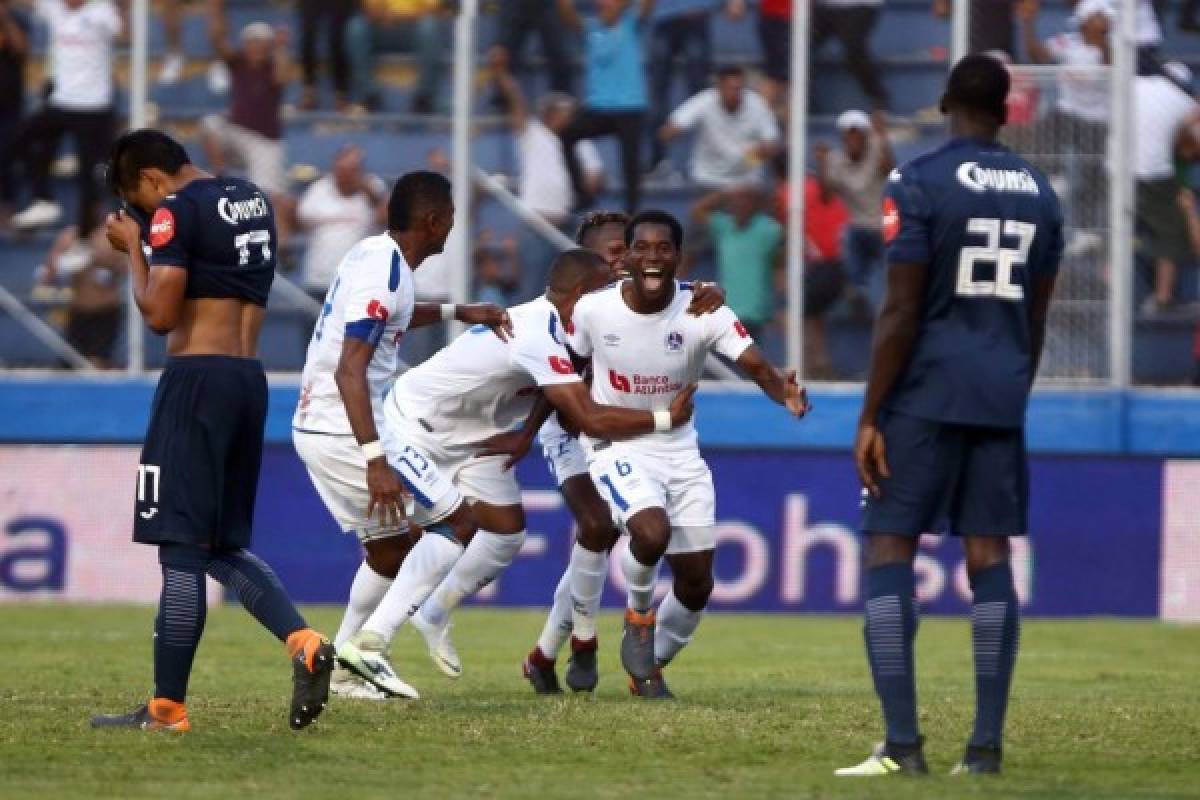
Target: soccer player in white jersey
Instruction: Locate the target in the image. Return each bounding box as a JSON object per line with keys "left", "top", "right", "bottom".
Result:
{"left": 337, "top": 248, "right": 698, "bottom": 697}
{"left": 484, "top": 211, "right": 726, "bottom": 695}
{"left": 569, "top": 209, "right": 810, "bottom": 698}
{"left": 292, "top": 171, "right": 510, "bottom": 699}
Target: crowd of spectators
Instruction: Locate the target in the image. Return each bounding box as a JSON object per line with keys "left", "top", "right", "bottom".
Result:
{"left": 1, "top": 0, "right": 1199, "bottom": 383}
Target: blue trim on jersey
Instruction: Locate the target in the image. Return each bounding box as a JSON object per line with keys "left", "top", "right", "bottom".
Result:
{"left": 388, "top": 250, "right": 401, "bottom": 291}
{"left": 344, "top": 318, "right": 385, "bottom": 347}
{"left": 469, "top": 324, "right": 489, "bottom": 334}
{"left": 548, "top": 311, "right": 562, "bottom": 345}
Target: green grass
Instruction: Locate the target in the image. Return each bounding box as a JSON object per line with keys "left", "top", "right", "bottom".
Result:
{"left": 0, "top": 606, "right": 1197, "bottom": 799}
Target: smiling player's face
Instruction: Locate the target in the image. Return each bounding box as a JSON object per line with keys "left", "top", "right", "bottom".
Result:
{"left": 627, "top": 223, "right": 678, "bottom": 305}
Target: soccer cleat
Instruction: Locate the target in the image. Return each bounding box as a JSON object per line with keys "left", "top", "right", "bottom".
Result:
{"left": 620, "top": 608, "right": 656, "bottom": 682}
{"left": 289, "top": 633, "right": 335, "bottom": 730}
{"left": 411, "top": 610, "right": 463, "bottom": 679}
{"left": 337, "top": 631, "right": 420, "bottom": 700}
{"left": 522, "top": 648, "right": 563, "bottom": 695}
{"left": 627, "top": 667, "right": 674, "bottom": 700}
{"left": 330, "top": 665, "right": 388, "bottom": 700}
{"left": 90, "top": 700, "right": 190, "bottom": 732}
{"left": 835, "top": 739, "right": 929, "bottom": 777}
{"left": 565, "top": 636, "right": 599, "bottom": 693}
{"left": 950, "top": 744, "right": 1002, "bottom": 775}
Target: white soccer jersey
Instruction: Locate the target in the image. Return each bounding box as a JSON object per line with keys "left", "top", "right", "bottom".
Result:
{"left": 293, "top": 233, "right": 416, "bottom": 435}
{"left": 387, "top": 296, "right": 582, "bottom": 444}
{"left": 569, "top": 281, "right": 754, "bottom": 455}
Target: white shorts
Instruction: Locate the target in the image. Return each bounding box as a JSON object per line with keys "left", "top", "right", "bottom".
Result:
{"left": 293, "top": 429, "right": 417, "bottom": 542}
{"left": 588, "top": 445, "right": 716, "bottom": 555}
{"left": 383, "top": 406, "right": 523, "bottom": 511}
{"left": 201, "top": 115, "right": 288, "bottom": 195}
{"left": 538, "top": 418, "right": 590, "bottom": 486}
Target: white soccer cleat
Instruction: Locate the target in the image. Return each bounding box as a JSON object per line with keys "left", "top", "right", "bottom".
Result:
{"left": 835, "top": 741, "right": 928, "bottom": 777}
{"left": 336, "top": 631, "right": 419, "bottom": 699}
{"left": 330, "top": 665, "right": 388, "bottom": 700}
{"left": 11, "top": 200, "right": 63, "bottom": 230}
{"left": 411, "top": 611, "right": 462, "bottom": 679}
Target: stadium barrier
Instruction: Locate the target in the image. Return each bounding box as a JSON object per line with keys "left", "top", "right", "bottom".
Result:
{"left": 0, "top": 382, "right": 1196, "bottom": 620}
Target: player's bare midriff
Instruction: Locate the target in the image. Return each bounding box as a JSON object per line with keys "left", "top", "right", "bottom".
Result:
{"left": 166, "top": 297, "right": 265, "bottom": 358}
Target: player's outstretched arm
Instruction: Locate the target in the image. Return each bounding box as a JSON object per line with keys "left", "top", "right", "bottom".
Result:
{"left": 856, "top": 261, "right": 927, "bottom": 496}
{"left": 410, "top": 302, "right": 514, "bottom": 340}
{"left": 334, "top": 337, "right": 407, "bottom": 529}
{"left": 105, "top": 211, "right": 187, "bottom": 334}
{"left": 543, "top": 382, "right": 696, "bottom": 441}
{"left": 734, "top": 345, "right": 811, "bottom": 418}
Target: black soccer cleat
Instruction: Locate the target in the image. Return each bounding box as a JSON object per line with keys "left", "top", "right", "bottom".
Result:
{"left": 522, "top": 649, "right": 563, "bottom": 695}
{"left": 620, "top": 608, "right": 656, "bottom": 682}
{"left": 951, "top": 744, "right": 1002, "bottom": 775}
{"left": 565, "top": 636, "right": 599, "bottom": 693}
{"left": 290, "top": 637, "right": 335, "bottom": 730}
{"left": 91, "top": 700, "right": 190, "bottom": 732}
{"left": 628, "top": 668, "right": 674, "bottom": 701}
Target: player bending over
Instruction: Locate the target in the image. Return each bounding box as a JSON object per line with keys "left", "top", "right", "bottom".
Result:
{"left": 292, "top": 171, "right": 510, "bottom": 700}
{"left": 337, "top": 248, "right": 698, "bottom": 698}
{"left": 836, "top": 54, "right": 1061, "bottom": 777}
{"left": 568, "top": 210, "right": 809, "bottom": 699}
{"left": 91, "top": 130, "right": 335, "bottom": 732}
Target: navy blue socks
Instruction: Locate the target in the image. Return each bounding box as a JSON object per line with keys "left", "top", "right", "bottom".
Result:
{"left": 863, "top": 562, "right": 920, "bottom": 745}
{"left": 968, "top": 562, "right": 1020, "bottom": 749}
{"left": 206, "top": 548, "right": 307, "bottom": 642}
{"left": 154, "top": 546, "right": 208, "bottom": 702}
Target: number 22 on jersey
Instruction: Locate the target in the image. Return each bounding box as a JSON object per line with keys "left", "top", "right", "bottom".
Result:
{"left": 956, "top": 217, "right": 1036, "bottom": 301}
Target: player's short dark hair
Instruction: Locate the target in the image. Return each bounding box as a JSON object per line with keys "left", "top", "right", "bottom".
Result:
{"left": 716, "top": 64, "right": 745, "bottom": 81}
{"left": 106, "top": 128, "right": 191, "bottom": 195}
{"left": 625, "top": 209, "right": 684, "bottom": 252}
{"left": 941, "top": 53, "right": 1010, "bottom": 125}
{"left": 548, "top": 248, "right": 606, "bottom": 292}
{"left": 575, "top": 210, "right": 629, "bottom": 247}
{"left": 387, "top": 170, "right": 453, "bottom": 231}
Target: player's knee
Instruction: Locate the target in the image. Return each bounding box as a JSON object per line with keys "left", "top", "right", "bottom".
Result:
{"left": 674, "top": 574, "right": 713, "bottom": 611}
{"left": 964, "top": 537, "right": 1011, "bottom": 576}
{"left": 575, "top": 513, "right": 617, "bottom": 552}
{"left": 863, "top": 533, "right": 917, "bottom": 568}
{"left": 445, "top": 505, "right": 479, "bottom": 546}
{"left": 364, "top": 536, "right": 408, "bottom": 578}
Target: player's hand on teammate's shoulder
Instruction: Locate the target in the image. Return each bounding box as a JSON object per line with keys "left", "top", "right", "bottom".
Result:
{"left": 669, "top": 383, "right": 699, "bottom": 427}
{"left": 469, "top": 428, "right": 534, "bottom": 471}
{"left": 458, "top": 303, "right": 514, "bottom": 341}
{"left": 105, "top": 210, "right": 141, "bottom": 255}
{"left": 854, "top": 422, "right": 890, "bottom": 499}
{"left": 365, "top": 457, "right": 409, "bottom": 529}
{"left": 686, "top": 282, "right": 725, "bottom": 316}
{"left": 782, "top": 370, "right": 812, "bottom": 419}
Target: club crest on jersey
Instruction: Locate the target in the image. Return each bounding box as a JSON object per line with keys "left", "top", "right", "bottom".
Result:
{"left": 956, "top": 162, "right": 1039, "bottom": 195}
{"left": 217, "top": 195, "right": 270, "bottom": 225}
{"left": 149, "top": 208, "right": 175, "bottom": 247}
{"left": 665, "top": 331, "right": 684, "bottom": 353}
{"left": 603, "top": 333, "right": 622, "bottom": 348}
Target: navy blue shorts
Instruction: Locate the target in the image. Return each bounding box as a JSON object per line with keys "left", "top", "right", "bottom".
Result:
{"left": 133, "top": 355, "right": 267, "bottom": 550}
{"left": 860, "top": 411, "right": 1028, "bottom": 537}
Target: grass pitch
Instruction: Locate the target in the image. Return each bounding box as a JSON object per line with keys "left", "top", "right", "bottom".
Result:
{"left": 0, "top": 606, "right": 1196, "bottom": 799}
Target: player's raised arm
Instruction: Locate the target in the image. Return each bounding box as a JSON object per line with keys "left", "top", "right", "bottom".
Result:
{"left": 410, "top": 302, "right": 514, "bottom": 340}
{"left": 105, "top": 203, "right": 188, "bottom": 335}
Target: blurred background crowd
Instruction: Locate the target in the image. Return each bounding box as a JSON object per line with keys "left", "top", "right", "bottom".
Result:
{"left": 0, "top": 0, "right": 1198, "bottom": 385}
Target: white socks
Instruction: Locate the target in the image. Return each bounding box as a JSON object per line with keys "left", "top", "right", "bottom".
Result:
{"left": 334, "top": 561, "right": 393, "bottom": 647}
{"left": 654, "top": 589, "right": 703, "bottom": 667}
{"left": 421, "top": 530, "right": 527, "bottom": 629}
{"left": 536, "top": 568, "right": 573, "bottom": 660}
{"left": 361, "top": 533, "right": 463, "bottom": 643}
{"left": 568, "top": 544, "right": 608, "bottom": 641}
{"left": 621, "top": 544, "right": 658, "bottom": 612}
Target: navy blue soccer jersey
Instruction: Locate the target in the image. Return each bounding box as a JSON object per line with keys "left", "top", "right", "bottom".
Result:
{"left": 146, "top": 177, "right": 276, "bottom": 306}
{"left": 882, "top": 137, "right": 1064, "bottom": 429}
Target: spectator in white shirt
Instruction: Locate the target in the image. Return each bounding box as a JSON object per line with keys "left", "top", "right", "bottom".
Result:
{"left": 494, "top": 68, "right": 605, "bottom": 301}
{"left": 296, "top": 145, "right": 387, "bottom": 300}
{"left": 1020, "top": 0, "right": 1111, "bottom": 237}
{"left": 1134, "top": 62, "right": 1200, "bottom": 314}
{"left": 10, "top": 0, "right": 126, "bottom": 232}
{"left": 659, "top": 65, "right": 781, "bottom": 190}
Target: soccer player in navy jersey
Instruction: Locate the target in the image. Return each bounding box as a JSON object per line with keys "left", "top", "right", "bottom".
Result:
{"left": 837, "top": 55, "right": 1063, "bottom": 776}
{"left": 90, "top": 129, "right": 334, "bottom": 732}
